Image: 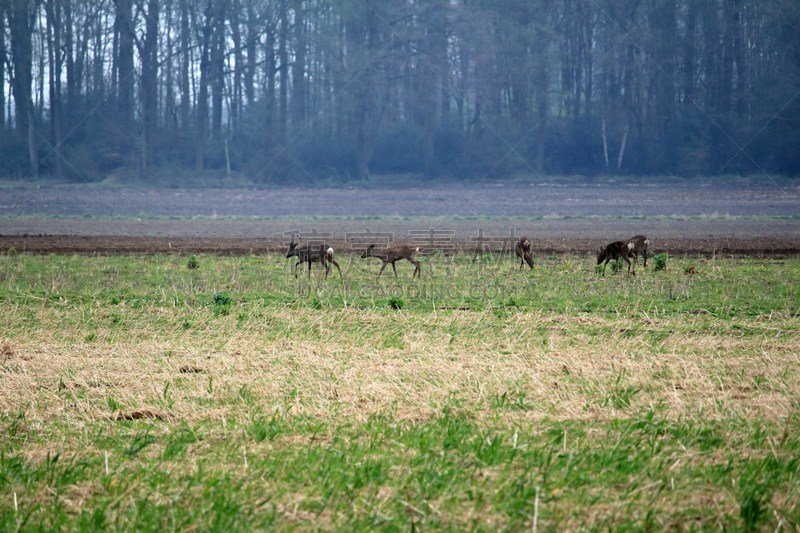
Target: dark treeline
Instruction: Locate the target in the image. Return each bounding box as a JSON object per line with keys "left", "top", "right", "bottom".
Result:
{"left": 1, "top": 0, "right": 798, "bottom": 183}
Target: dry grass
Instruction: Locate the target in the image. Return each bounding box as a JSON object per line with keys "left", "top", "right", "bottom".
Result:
{"left": 3, "top": 308, "right": 797, "bottom": 427}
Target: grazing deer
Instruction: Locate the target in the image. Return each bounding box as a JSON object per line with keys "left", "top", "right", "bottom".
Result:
{"left": 515, "top": 237, "right": 534, "bottom": 270}
{"left": 286, "top": 241, "right": 342, "bottom": 278}
{"left": 361, "top": 244, "right": 421, "bottom": 278}
{"left": 629, "top": 235, "right": 649, "bottom": 267}
{"left": 597, "top": 240, "right": 636, "bottom": 276}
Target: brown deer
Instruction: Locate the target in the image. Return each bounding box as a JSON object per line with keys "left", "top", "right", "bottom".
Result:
{"left": 286, "top": 241, "right": 342, "bottom": 278}
{"left": 629, "top": 235, "right": 649, "bottom": 267}
{"left": 515, "top": 237, "right": 534, "bottom": 269}
{"left": 361, "top": 244, "right": 421, "bottom": 278}
{"left": 597, "top": 240, "right": 636, "bottom": 276}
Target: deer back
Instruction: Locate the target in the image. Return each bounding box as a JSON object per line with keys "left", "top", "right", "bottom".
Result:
{"left": 598, "top": 240, "right": 633, "bottom": 263}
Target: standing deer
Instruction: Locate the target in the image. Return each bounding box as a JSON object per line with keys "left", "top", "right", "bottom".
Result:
{"left": 286, "top": 241, "right": 342, "bottom": 278}
{"left": 515, "top": 237, "right": 534, "bottom": 270}
{"left": 361, "top": 244, "right": 421, "bottom": 278}
{"left": 629, "top": 235, "right": 649, "bottom": 267}
{"left": 597, "top": 240, "right": 636, "bottom": 276}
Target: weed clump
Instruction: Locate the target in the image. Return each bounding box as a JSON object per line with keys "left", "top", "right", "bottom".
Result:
{"left": 653, "top": 253, "right": 668, "bottom": 271}
{"left": 388, "top": 296, "right": 405, "bottom": 310}
{"left": 187, "top": 255, "right": 200, "bottom": 269}
{"left": 212, "top": 292, "right": 233, "bottom": 316}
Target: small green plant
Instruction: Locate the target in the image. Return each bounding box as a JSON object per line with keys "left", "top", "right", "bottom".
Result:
{"left": 212, "top": 292, "right": 233, "bottom": 316}
{"left": 107, "top": 396, "right": 122, "bottom": 412}
{"left": 684, "top": 263, "right": 697, "bottom": 275}
{"left": 187, "top": 255, "right": 200, "bottom": 269}
{"left": 249, "top": 414, "right": 283, "bottom": 442}
{"left": 740, "top": 487, "right": 769, "bottom": 531}
{"left": 653, "top": 253, "right": 668, "bottom": 271}
{"left": 7, "top": 246, "right": 18, "bottom": 256}
{"left": 388, "top": 296, "right": 404, "bottom": 310}
{"left": 212, "top": 293, "right": 232, "bottom": 306}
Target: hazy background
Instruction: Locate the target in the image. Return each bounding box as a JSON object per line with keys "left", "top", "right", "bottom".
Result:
{"left": 1, "top": 0, "right": 798, "bottom": 185}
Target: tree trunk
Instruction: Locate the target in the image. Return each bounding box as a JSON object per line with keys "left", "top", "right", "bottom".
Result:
{"left": 210, "top": 0, "right": 225, "bottom": 136}
{"left": 195, "top": 3, "right": 213, "bottom": 171}
{"left": 419, "top": 0, "right": 448, "bottom": 177}
{"left": 229, "top": 0, "right": 243, "bottom": 132}
{"left": 8, "top": 0, "right": 39, "bottom": 178}
{"left": 62, "top": 0, "right": 78, "bottom": 125}
{"left": 46, "top": 0, "right": 64, "bottom": 179}
{"left": 682, "top": 1, "right": 697, "bottom": 108}
{"left": 114, "top": 0, "right": 134, "bottom": 129}
{"left": 0, "top": 5, "right": 6, "bottom": 130}
{"left": 244, "top": 0, "right": 257, "bottom": 107}
{"left": 179, "top": 0, "right": 191, "bottom": 130}
{"left": 278, "top": 0, "right": 289, "bottom": 143}
{"left": 139, "top": 0, "right": 159, "bottom": 172}
{"left": 291, "top": 0, "right": 307, "bottom": 132}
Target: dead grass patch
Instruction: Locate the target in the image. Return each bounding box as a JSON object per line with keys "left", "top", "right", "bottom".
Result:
{"left": 2, "top": 308, "right": 797, "bottom": 428}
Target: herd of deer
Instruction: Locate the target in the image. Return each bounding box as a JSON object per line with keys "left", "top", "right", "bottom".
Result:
{"left": 286, "top": 235, "right": 649, "bottom": 278}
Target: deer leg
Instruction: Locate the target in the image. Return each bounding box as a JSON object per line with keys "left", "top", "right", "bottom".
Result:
{"left": 328, "top": 257, "right": 343, "bottom": 278}
{"left": 294, "top": 260, "right": 302, "bottom": 278}
{"left": 643, "top": 249, "right": 648, "bottom": 267}
{"left": 377, "top": 261, "right": 389, "bottom": 277}
{"left": 602, "top": 258, "right": 609, "bottom": 276}
{"left": 391, "top": 262, "right": 398, "bottom": 277}
{"left": 625, "top": 256, "right": 634, "bottom": 275}
{"left": 409, "top": 258, "right": 421, "bottom": 278}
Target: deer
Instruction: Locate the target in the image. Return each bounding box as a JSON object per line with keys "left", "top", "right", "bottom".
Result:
{"left": 628, "top": 235, "right": 649, "bottom": 268}
{"left": 596, "top": 240, "right": 636, "bottom": 276}
{"left": 286, "top": 241, "right": 342, "bottom": 278}
{"left": 515, "top": 237, "right": 534, "bottom": 270}
{"left": 360, "top": 244, "right": 421, "bottom": 278}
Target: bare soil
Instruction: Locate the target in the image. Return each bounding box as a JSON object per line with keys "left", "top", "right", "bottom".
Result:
{"left": 1, "top": 182, "right": 798, "bottom": 257}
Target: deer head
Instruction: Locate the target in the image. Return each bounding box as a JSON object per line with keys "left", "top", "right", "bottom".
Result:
{"left": 360, "top": 244, "right": 375, "bottom": 259}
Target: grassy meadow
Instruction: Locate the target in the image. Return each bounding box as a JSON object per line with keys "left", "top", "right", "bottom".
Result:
{"left": 1, "top": 250, "right": 799, "bottom": 530}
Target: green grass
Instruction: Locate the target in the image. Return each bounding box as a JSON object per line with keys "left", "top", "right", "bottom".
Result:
{"left": 0, "top": 252, "right": 798, "bottom": 529}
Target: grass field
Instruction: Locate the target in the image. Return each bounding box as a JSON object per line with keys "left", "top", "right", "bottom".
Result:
{"left": 1, "top": 250, "right": 798, "bottom": 530}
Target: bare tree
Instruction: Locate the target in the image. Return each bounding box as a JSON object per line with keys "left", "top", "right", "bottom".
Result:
{"left": 7, "top": 0, "right": 39, "bottom": 178}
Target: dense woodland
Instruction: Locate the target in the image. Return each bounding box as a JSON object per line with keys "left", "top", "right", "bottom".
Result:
{"left": 1, "top": 0, "right": 799, "bottom": 183}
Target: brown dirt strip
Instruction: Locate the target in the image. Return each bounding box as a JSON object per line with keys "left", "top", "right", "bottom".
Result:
{"left": 2, "top": 234, "right": 798, "bottom": 258}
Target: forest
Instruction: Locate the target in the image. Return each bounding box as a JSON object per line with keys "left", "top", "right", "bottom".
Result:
{"left": 1, "top": 0, "right": 799, "bottom": 183}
